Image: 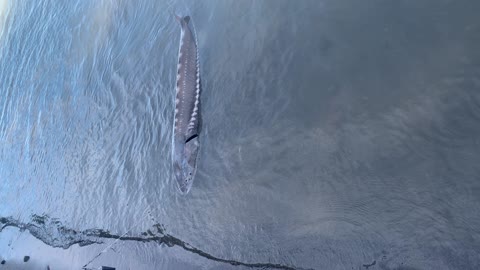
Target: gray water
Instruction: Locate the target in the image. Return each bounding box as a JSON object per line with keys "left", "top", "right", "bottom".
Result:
{"left": 1, "top": 0, "right": 480, "bottom": 269}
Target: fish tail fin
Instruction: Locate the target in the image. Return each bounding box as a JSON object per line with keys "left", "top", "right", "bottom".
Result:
{"left": 172, "top": 12, "right": 190, "bottom": 25}
{"left": 172, "top": 12, "right": 183, "bottom": 24}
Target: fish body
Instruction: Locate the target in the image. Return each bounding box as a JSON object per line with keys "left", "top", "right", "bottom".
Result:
{"left": 172, "top": 15, "right": 201, "bottom": 194}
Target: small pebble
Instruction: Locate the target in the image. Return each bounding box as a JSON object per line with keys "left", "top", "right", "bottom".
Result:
{"left": 23, "top": 256, "right": 30, "bottom": 262}
{"left": 1, "top": 260, "right": 5, "bottom": 265}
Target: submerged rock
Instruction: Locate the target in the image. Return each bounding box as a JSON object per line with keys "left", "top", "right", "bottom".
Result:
{"left": 23, "top": 256, "right": 30, "bottom": 262}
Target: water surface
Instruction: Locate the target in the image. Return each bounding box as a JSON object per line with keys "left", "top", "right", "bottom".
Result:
{"left": 1, "top": 0, "right": 480, "bottom": 269}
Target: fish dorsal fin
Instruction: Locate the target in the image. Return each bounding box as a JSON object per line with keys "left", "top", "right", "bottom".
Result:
{"left": 183, "top": 16, "right": 190, "bottom": 24}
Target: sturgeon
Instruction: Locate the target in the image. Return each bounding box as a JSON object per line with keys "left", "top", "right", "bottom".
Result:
{"left": 172, "top": 14, "right": 201, "bottom": 194}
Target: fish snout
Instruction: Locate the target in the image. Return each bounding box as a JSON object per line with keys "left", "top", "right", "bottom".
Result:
{"left": 173, "top": 160, "right": 193, "bottom": 194}
{"left": 178, "top": 184, "right": 190, "bottom": 195}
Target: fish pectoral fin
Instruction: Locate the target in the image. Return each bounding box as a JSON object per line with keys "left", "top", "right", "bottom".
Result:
{"left": 185, "top": 134, "right": 198, "bottom": 143}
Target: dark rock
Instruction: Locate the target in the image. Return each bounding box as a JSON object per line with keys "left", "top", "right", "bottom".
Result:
{"left": 1, "top": 260, "right": 5, "bottom": 264}
{"left": 23, "top": 256, "right": 30, "bottom": 262}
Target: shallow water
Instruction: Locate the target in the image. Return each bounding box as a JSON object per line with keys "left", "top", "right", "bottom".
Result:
{"left": 1, "top": 0, "right": 480, "bottom": 269}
